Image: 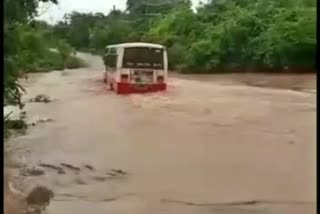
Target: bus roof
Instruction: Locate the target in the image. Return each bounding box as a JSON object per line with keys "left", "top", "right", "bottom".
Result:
{"left": 106, "top": 42, "right": 164, "bottom": 49}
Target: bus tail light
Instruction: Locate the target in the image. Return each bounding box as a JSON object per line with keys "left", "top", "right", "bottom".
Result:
{"left": 157, "top": 76, "right": 164, "bottom": 83}
{"left": 120, "top": 74, "right": 129, "bottom": 83}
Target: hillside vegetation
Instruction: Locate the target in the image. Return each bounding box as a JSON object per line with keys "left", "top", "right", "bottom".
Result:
{"left": 4, "top": 0, "right": 85, "bottom": 137}
{"left": 51, "top": 0, "right": 316, "bottom": 73}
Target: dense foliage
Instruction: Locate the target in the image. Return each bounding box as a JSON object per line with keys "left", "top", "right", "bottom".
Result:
{"left": 5, "top": 0, "right": 55, "bottom": 107}
{"left": 51, "top": 0, "right": 316, "bottom": 73}
{"left": 4, "top": 0, "right": 86, "bottom": 108}
{"left": 4, "top": 0, "right": 86, "bottom": 138}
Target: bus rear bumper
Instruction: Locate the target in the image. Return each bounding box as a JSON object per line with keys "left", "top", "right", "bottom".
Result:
{"left": 115, "top": 82, "right": 167, "bottom": 94}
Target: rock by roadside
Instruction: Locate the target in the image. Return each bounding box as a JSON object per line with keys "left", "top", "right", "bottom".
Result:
{"left": 28, "top": 94, "right": 51, "bottom": 103}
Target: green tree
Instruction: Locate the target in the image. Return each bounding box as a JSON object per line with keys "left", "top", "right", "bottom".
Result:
{"left": 48, "top": 0, "right": 316, "bottom": 73}
{"left": 4, "top": 0, "right": 57, "bottom": 107}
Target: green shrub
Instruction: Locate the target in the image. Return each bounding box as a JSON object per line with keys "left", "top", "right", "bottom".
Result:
{"left": 30, "top": 50, "right": 64, "bottom": 72}
{"left": 57, "top": 39, "right": 72, "bottom": 66}
{"left": 167, "top": 43, "right": 188, "bottom": 70}
{"left": 27, "top": 50, "right": 86, "bottom": 73}
{"left": 65, "top": 56, "right": 87, "bottom": 69}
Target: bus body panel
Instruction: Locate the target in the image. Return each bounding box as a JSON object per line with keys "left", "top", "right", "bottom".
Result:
{"left": 103, "top": 43, "right": 168, "bottom": 94}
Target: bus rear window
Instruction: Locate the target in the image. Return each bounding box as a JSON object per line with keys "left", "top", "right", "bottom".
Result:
{"left": 123, "top": 47, "right": 164, "bottom": 69}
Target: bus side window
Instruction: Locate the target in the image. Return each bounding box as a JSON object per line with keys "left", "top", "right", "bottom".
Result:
{"left": 103, "top": 54, "right": 108, "bottom": 65}
{"left": 106, "top": 54, "right": 117, "bottom": 71}
{"left": 104, "top": 48, "right": 117, "bottom": 71}
{"left": 109, "top": 48, "right": 116, "bottom": 54}
{"left": 103, "top": 48, "right": 109, "bottom": 65}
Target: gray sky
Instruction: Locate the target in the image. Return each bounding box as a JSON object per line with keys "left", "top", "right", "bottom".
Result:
{"left": 37, "top": 0, "right": 202, "bottom": 24}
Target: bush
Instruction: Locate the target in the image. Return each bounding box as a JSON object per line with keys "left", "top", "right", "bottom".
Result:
{"left": 65, "top": 55, "right": 87, "bottom": 69}
{"left": 4, "top": 111, "right": 28, "bottom": 139}
{"left": 167, "top": 43, "right": 188, "bottom": 70}
{"left": 31, "top": 50, "right": 64, "bottom": 72}
{"left": 28, "top": 50, "right": 86, "bottom": 73}
{"left": 57, "top": 39, "right": 72, "bottom": 62}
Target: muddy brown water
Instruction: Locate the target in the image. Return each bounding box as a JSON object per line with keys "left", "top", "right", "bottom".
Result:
{"left": 5, "top": 53, "right": 316, "bottom": 214}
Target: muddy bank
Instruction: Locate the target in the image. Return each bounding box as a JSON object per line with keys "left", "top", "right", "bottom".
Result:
{"left": 5, "top": 53, "right": 316, "bottom": 214}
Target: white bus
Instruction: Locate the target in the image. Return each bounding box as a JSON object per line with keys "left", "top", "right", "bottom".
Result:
{"left": 103, "top": 42, "right": 168, "bottom": 94}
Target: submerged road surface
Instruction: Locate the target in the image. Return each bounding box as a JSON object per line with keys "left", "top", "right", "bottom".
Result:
{"left": 7, "top": 53, "right": 316, "bottom": 214}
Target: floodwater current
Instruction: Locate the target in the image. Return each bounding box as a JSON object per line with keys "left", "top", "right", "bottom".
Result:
{"left": 5, "top": 53, "right": 316, "bottom": 214}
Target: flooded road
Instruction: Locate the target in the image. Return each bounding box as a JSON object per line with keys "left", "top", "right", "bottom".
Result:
{"left": 7, "top": 53, "right": 316, "bottom": 214}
